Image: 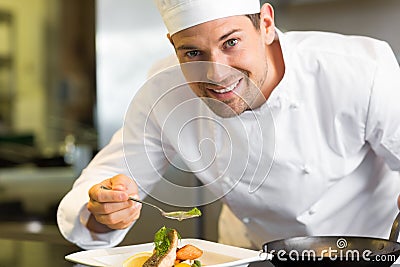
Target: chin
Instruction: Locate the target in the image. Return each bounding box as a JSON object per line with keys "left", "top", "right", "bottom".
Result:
{"left": 203, "top": 98, "right": 247, "bottom": 118}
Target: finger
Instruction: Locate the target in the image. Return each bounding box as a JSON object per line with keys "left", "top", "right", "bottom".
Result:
{"left": 107, "top": 210, "right": 141, "bottom": 230}
{"left": 89, "top": 183, "right": 128, "bottom": 203}
{"left": 93, "top": 202, "right": 141, "bottom": 228}
{"left": 110, "top": 174, "right": 139, "bottom": 196}
{"left": 88, "top": 193, "right": 142, "bottom": 216}
{"left": 87, "top": 198, "right": 134, "bottom": 215}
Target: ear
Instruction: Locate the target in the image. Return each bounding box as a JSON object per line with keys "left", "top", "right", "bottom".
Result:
{"left": 260, "top": 3, "right": 276, "bottom": 45}
{"left": 167, "top": 33, "right": 174, "bottom": 46}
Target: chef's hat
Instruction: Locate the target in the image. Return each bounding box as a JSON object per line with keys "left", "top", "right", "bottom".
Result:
{"left": 154, "top": 0, "right": 261, "bottom": 35}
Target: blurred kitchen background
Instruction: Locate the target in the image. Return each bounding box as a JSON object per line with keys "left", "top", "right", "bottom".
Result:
{"left": 0, "top": 0, "right": 399, "bottom": 266}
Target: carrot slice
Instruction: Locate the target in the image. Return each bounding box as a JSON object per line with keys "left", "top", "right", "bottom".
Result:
{"left": 176, "top": 245, "right": 203, "bottom": 260}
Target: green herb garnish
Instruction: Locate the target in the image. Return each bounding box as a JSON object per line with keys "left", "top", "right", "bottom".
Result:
{"left": 154, "top": 226, "right": 172, "bottom": 256}
{"left": 187, "top": 207, "right": 202, "bottom": 216}
{"left": 192, "top": 259, "right": 202, "bottom": 267}
{"left": 153, "top": 226, "right": 181, "bottom": 256}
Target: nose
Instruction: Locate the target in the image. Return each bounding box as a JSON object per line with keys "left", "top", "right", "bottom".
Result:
{"left": 206, "top": 60, "right": 230, "bottom": 84}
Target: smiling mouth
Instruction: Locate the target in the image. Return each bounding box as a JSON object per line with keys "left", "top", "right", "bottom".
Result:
{"left": 208, "top": 79, "right": 241, "bottom": 94}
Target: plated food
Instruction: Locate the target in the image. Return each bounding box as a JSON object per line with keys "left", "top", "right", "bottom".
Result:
{"left": 65, "top": 230, "right": 262, "bottom": 267}
{"left": 124, "top": 227, "right": 203, "bottom": 267}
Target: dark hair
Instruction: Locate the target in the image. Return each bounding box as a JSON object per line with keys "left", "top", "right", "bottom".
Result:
{"left": 246, "top": 13, "right": 261, "bottom": 30}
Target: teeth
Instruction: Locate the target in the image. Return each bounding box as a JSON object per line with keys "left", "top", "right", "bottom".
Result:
{"left": 212, "top": 80, "right": 239, "bottom": 94}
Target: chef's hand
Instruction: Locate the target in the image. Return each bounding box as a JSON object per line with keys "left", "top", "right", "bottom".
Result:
{"left": 86, "top": 174, "right": 142, "bottom": 233}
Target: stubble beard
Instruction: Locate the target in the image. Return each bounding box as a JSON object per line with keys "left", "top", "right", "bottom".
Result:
{"left": 200, "top": 67, "right": 268, "bottom": 118}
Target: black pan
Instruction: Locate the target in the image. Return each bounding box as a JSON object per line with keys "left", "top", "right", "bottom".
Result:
{"left": 252, "top": 212, "right": 400, "bottom": 267}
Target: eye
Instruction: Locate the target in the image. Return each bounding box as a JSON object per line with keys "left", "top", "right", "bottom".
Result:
{"left": 224, "top": 39, "right": 238, "bottom": 48}
{"left": 186, "top": 50, "right": 201, "bottom": 58}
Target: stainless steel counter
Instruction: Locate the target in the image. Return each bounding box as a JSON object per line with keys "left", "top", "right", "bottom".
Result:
{"left": 0, "top": 224, "right": 80, "bottom": 267}
{"left": 0, "top": 166, "right": 75, "bottom": 216}
{"left": 0, "top": 238, "right": 78, "bottom": 266}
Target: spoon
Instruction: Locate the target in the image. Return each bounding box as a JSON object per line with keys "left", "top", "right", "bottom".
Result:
{"left": 100, "top": 186, "right": 201, "bottom": 221}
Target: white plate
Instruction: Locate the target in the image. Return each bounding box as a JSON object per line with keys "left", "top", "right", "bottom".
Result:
{"left": 65, "top": 238, "right": 269, "bottom": 267}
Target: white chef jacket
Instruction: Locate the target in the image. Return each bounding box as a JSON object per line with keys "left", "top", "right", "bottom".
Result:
{"left": 57, "top": 29, "right": 400, "bottom": 250}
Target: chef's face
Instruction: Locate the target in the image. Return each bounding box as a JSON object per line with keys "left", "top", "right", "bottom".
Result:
{"left": 169, "top": 5, "right": 276, "bottom": 117}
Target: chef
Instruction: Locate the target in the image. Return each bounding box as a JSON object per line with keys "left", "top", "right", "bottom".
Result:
{"left": 57, "top": 0, "right": 400, "bottom": 250}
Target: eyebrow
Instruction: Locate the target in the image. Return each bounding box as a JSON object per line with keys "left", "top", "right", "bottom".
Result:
{"left": 176, "top": 45, "right": 199, "bottom": 51}
{"left": 176, "top": 29, "right": 242, "bottom": 51}
{"left": 219, "top": 29, "right": 241, "bottom": 42}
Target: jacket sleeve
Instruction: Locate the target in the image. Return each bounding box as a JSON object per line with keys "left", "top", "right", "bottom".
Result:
{"left": 365, "top": 41, "right": 400, "bottom": 171}
{"left": 57, "top": 88, "right": 174, "bottom": 249}
{"left": 57, "top": 55, "right": 180, "bottom": 249}
{"left": 57, "top": 129, "right": 135, "bottom": 249}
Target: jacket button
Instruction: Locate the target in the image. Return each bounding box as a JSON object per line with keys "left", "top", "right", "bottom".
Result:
{"left": 242, "top": 217, "right": 250, "bottom": 224}
{"left": 302, "top": 165, "right": 311, "bottom": 174}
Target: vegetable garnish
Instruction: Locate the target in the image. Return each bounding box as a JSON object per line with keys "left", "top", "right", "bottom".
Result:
{"left": 192, "top": 259, "right": 202, "bottom": 267}
{"left": 153, "top": 226, "right": 181, "bottom": 256}
{"left": 186, "top": 208, "right": 202, "bottom": 217}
